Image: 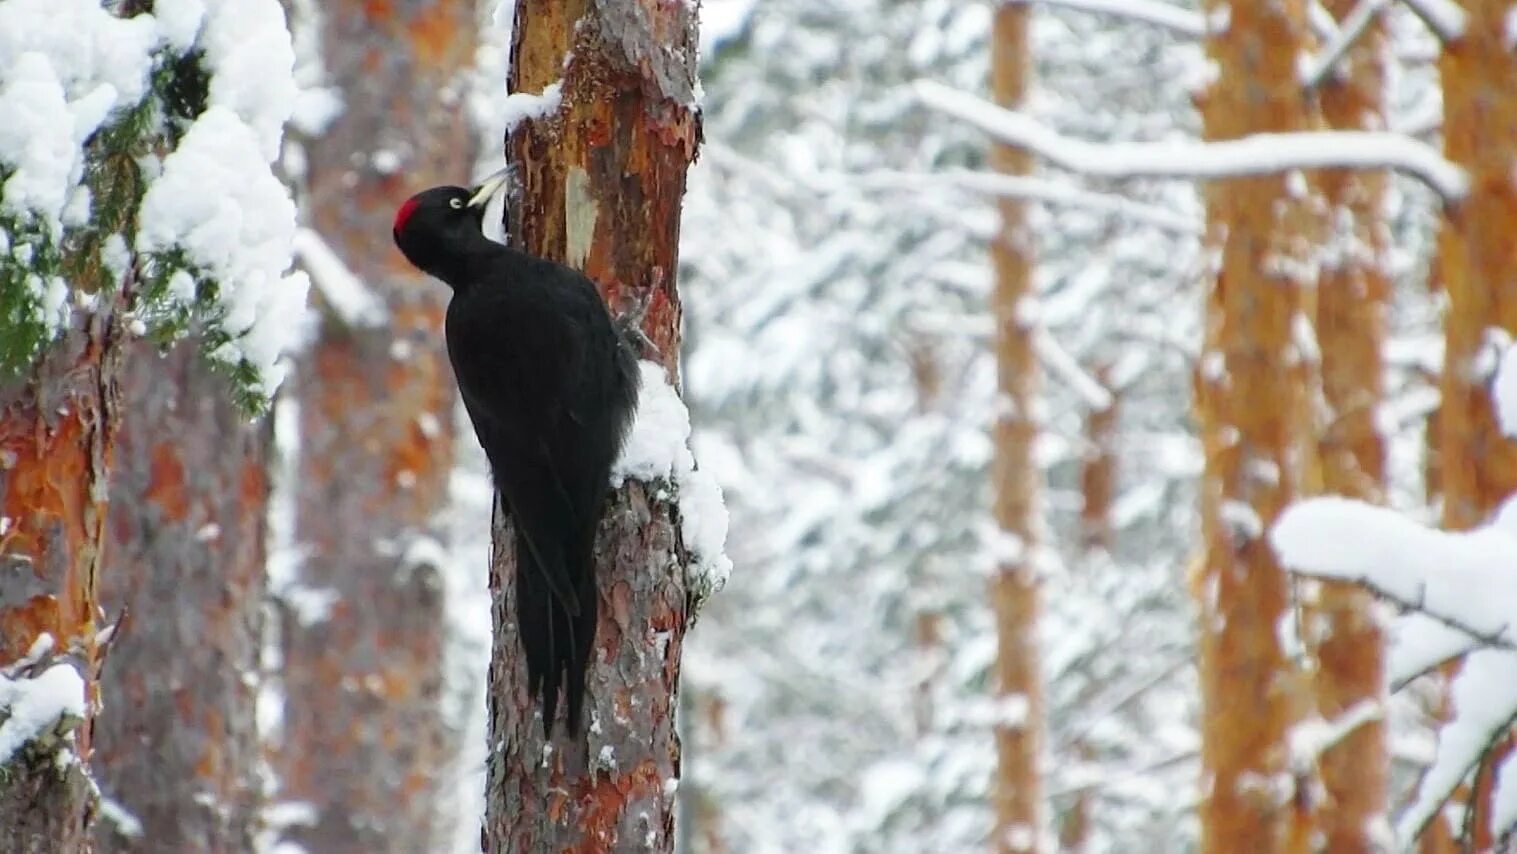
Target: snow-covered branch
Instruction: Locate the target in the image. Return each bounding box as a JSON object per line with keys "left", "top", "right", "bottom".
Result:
{"left": 1399, "top": 0, "right": 1467, "bottom": 42}
{"left": 292, "top": 228, "right": 386, "bottom": 327}
{"left": 1307, "top": 1, "right": 1344, "bottom": 43}
{"left": 914, "top": 79, "right": 1469, "bottom": 201}
{"left": 1033, "top": 329, "right": 1114, "bottom": 411}
{"left": 851, "top": 170, "right": 1201, "bottom": 235}
{"left": 1001, "top": 0, "right": 1205, "bottom": 37}
{"left": 1389, "top": 613, "right": 1481, "bottom": 691}
{"left": 1396, "top": 650, "right": 1517, "bottom": 843}
{"left": 1288, "top": 700, "right": 1383, "bottom": 772}
{"left": 1301, "top": 0, "right": 1392, "bottom": 88}
{"left": 1271, "top": 497, "right": 1517, "bottom": 652}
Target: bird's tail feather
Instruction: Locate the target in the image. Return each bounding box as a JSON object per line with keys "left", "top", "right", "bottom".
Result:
{"left": 514, "top": 525, "right": 598, "bottom": 736}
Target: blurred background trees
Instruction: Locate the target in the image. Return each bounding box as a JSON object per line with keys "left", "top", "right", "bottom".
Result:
{"left": 5, "top": 0, "right": 1517, "bottom": 851}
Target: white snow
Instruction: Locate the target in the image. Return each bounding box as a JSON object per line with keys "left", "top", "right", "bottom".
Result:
{"left": 1401, "top": 0, "right": 1467, "bottom": 42}
{"left": 1272, "top": 496, "right": 1517, "bottom": 649}
{"left": 1494, "top": 343, "right": 1517, "bottom": 437}
{"left": 1273, "top": 495, "right": 1517, "bottom": 841}
{"left": 0, "top": 663, "right": 85, "bottom": 765}
{"left": 0, "top": 0, "right": 159, "bottom": 233}
{"left": 1032, "top": 329, "right": 1114, "bottom": 411}
{"left": 1389, "top": 613, "right": 1478, "bottom": 689}
{"left": 101, "top": 234, "right": 131, "bottom": 283}
{"left": 700, "top": 0, "right": 757, "bottom": 50}
{"left": 293, "top": 228, "right": 385, "bottom": 327}
{"left": 1300, "top": 0, "right": 1392, "bottom": 88}
{"left": 1002, "top": 0, "right": 1205, "bottom": 37}
{"left": 153, "top": 0, "right": 206, "bottom": 53}
{"left": 884, "top": 170, "right": 1200, "bottom": 235}
{"left": 914, "top": 79, "right": 1468, "bottom": 202}
{"left": 1493, "top": 744, "right": 1517, "bottom": 847}
{"left": 1287, "top": 700, "right": 1382, "bottom": 771}
{"left": 1397, "top": 649, "right": 1517, "bottom": 842}
{"left": 0, "top": 0, "right": 306, "bottom": 398}
{"left": 1220, "top": 499, "right": 1263, "bottom": 541}
{"left": 98, "top": 796, "right": 145, "bottom": 839}
{"left": 137, "top": 107, "right": 310, "bottom": 395}
{"left": 198, "top": 0, "right": 299, "bottom": 162}
{"left": 614, "top": 361, "right": 733, "bottom": 599}
{"left": 500, "top": 81, "right": 564, "bottom": 133}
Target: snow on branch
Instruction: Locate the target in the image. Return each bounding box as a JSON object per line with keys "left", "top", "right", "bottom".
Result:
{"left": 1288, "top": 699, "right": 1383, "bottom": 773}
{"left": 1397, "top": 649, "right": 1517, "bottom": 842}
{"left": 914, "top": 80, "right": 1469, "bottom": 202}
{"left": 851, "top": 170, "right": 1201, "bottom": 235}
{"left": 1001, "top": 0, "right": 1205, "bottom": 38}
{"left": 0, "top": 663, "right": 85, "bottom": 766}
{"left": 1400, "top": 0, "right": 1467, "bottom": 42}
{"left": 1033, "top": 329, "right": 1114, "bottom": 411}
{"left": 1271, "top": 497, "right": 1517, "bottom": 651}
{"left": 1389, "top": 613, "right": 1480, "bottom": 691}
{"left": 1274, "top": 496, "right": 1517, "bottom": 843}
{"left": 1307, "top": 1, "right": 1344, "bottom": 43}
{"left": 1301, "top": 0, "right": 1393, "bottom": 89}
{"left": 293, "top": 228, "right": 386, "bottom": 327}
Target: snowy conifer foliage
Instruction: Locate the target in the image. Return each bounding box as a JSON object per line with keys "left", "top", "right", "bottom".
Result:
{"left": 0, "top": 0, "right": 307, "bottom": 410}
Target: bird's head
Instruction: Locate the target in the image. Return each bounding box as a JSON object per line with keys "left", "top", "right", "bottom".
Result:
{"left": 392, "top": 169, "right": 511, "bottom": 282}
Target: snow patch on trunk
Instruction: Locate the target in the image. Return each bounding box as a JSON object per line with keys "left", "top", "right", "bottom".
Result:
{"left": 614, "top": 361, "right": 733, "bottom": 603}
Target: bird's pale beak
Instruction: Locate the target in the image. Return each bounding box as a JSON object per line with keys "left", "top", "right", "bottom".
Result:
{"left": 468, "top": 167, "right": 512, "bottom": 209}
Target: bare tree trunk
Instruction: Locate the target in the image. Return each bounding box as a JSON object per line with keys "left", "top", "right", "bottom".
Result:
{"left": 273, "top": 1, "right": 475, "bottom": 850}
{"left": 0, "top": 315, "right": 124, "bottom": 848}
{"left": 482, "top": 1, "right": 699, "bottom": 850}
{"left": 1193, "top": 0, "right": 1315, "bottom": 850}
{"left": 1308, "top": 3, "right": 1391, "bottom": 850}
{"left": 1078, "top": 367, "right": 1117, "bottom": 557}
{"left": 1431, "top": 1, "right": 1517, "bottom": 847}
{"left": 91, "top": 339, "right": 268, "bottom": 851}
{"left": 1060, "top": 369, "right": 1116, "bottom": 854}
{"left": 1436, "top": 0, "right": 1517, "bottom": 534}
{"left": 988, "top": 7, "right": 1045, "bottom": 852}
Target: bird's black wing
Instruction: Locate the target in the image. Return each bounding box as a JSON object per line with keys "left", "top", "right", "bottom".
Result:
{"left": 449, "top": 312, "right": 584, "bottom": 613}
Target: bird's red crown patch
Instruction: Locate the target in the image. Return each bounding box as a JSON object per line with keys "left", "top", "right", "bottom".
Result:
{"left": 393, "top": 197, "right": 419, "bottom": 233}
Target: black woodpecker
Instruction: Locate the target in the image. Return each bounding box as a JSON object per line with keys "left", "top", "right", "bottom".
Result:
{"left": 392, "top": 173, "right": 640, "bottom": 735}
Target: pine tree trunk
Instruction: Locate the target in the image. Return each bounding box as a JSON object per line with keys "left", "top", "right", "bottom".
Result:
{"left": 1308, "top": 2, "right": 1391, "bottom": 850}
{"left": 1436, "top": 0, "right": 1517, "bottom": 533}
{"left": 1061, "top": 368, "right": 1116, "bottom": 853}
{"left": 1078, "top": 367, "right": 1117, "bottom": 557}
{"left": 273, "top": 1, "right": 475, "bottom": 849}
{"left": 1193, "top": 0, "right": 1315, "bottom": 849}
{"left": 1432, "top": 1, "right": 1517, "bottom": 847}
{"left": 988, "top": 7, "right": 1045, "bottom": 852}
{"left": 91, "top": 339, "right": 268, "bottom": 851}
{"left": 482, "top": 2, "right": 699, "bottom": 850}
{"left": 0, "top": 316, "right": 124, "bottom": 848}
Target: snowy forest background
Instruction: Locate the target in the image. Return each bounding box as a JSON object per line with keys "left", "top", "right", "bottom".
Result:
{"left": 4, "top": 0, "right": 1517, "bottom": 852}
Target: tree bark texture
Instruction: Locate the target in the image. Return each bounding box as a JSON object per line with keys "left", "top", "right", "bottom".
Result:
{"left": 1193, "top": 0, "right": 1315, "bottom": 850}
{"left": 1436, "top": 0, "right": 1517, "bottom": 534}
{"left": 988, "top": 7, "right": 1045, "bottom": 853}
{"left": 1059, "top": 370, "right": 1116, "bottom": 854}
{"left": 91, "top": 339, "right": 269, "bottom": 851}
{"left": 1307, "top": 3, "right": 1391, "bottom": 851}
{"left": 483, "top": 2, "right": 699, "bottom": 851}
{"left": 0, "top": 314, "right": 124, "bottom": 849}
{"left": 1078, "top": 367, "right": 1117, "bottom": 557}
{"left": 274, "top": 1, "right": 474, "bottom": 850}
{"left": 1433, "top": 2, "right": 1517, "bottom": 847}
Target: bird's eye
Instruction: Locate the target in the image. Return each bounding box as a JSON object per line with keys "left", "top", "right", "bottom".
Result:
{"left": 449, "top": 198, "right": 464, "bottom": 210}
